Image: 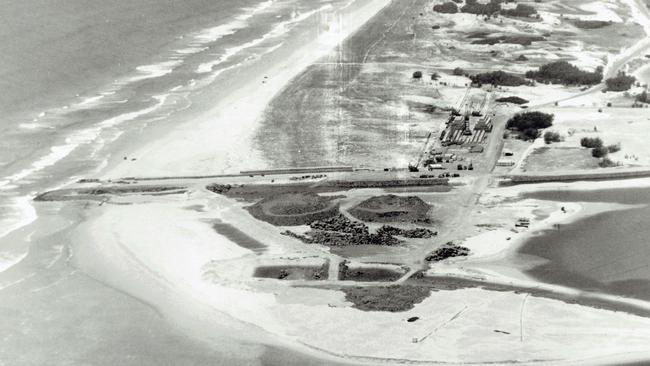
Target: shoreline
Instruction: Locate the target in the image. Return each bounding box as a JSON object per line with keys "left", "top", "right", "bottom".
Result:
{"left": 100, "top": 0, "right": 393, "bottom": 180}
{"left": 429, "top": 178, "right": 650, "bottom": 315}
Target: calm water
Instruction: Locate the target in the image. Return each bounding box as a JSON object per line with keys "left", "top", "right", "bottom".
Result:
{"left": 521, "top": 188, "right": 650, "bottom": 301}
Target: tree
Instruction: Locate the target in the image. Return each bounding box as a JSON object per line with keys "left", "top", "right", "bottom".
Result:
{"left": 453, "top": 67, "right": 465, "bottom": 76}
{"left": 525, "top": 61, "right": 603, "bottom": 86}
{"left": 606, "top": 72, "right": 636, "bottom": 91}
{"left": 637, "top": 90, "right": 650, "bottom": 103}
{"left": 413, "top": 71, "right": 423, "bottom": 79}
{"left": 544, "top": 131, "right": 562, "bottom": 144}
{"left": 470, "top": 70, "right": 528, "bottom": 86}
{"left": 506, "top": 111, "right": 554, "bottom": 130}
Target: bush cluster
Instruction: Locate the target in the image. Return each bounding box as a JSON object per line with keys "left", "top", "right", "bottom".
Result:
{"left": 470, "top": 70, "right": 529, "bottom": 86}
{"left": 636, "top": 90, "right": 650, "bottom": 103}
{"left": 605, "top": 72, "right": 636, "bottom": 92}
{"left": 461, "top": 0, "right": 502, "bottom": 15}
{"left": 543, "top": 131, "right": 562, "bottom": 144}
{"left": 506, "top": 111, "right": 554, "bottom": 141}
{"left": 580, "top": 137, "right": 603, "bottom": 149}
{"left": 506, "top": 111, "right": 554, "bottom": 130}
{"left": 525, "top": 61, "right": 603, "bottom": 86}
{"left": 501, "top": 4, "right": 537, "bottom": 17}
{"left": 496, "top": 96, "right": 529, "bottom": 104}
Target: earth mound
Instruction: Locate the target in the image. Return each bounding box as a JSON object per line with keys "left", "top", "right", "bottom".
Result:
{"left": 349, "top": 195, "right": 431, "bottom": 223}
{"left": 246, "top": 192, "right": 339, "bottom": 226}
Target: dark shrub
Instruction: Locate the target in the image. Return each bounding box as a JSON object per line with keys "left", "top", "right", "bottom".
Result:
{"left": 592, "top": 146, "right": 609, "bottom": 158}
{"left": 525, "top": 61, "right": 603, "bottom": 85}
{"left": 580, "top": 137, "right": 603, "bottom": 149}
{"left": 506, "top": 111, "right": 554, "bottom": 130}
{"left": 470, "top": 71, "right": 528, "bottom": 86}
{"left": 543, "top": 131, "right": 562, "bottom": 144}
{"left": 522, "top": 128, "right": 540, "bottom": 141}
{"left": 462, "top": 0, "right": 502, "bottom": 15}
{"left": 496, "top": 96, "right": 529, "bottom": 104}
{"left": 606, "top": 72, "right": 636, "bottom": 91}
{"left": 607, "top": 144, "right": 621, "bottom": 153}
{"left": 434, "top": 2, "right": 459, "bottom": 13}
{"left": 413, "top": 71, "right": 423, "bottom": 79}
{"left": 599, "top": 158, "right": 617, "bottom": 168}
{"left": 501, "top": 4, "right": 537, "bottom": 17}
{"left": 637, "top": 90, "right": 650, "bottom": 103}
{"left": 453, "top": 67, "right": 465, "bottom": 76}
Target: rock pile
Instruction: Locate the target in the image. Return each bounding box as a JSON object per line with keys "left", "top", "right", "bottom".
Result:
{"left": 425, "top": 242, "right": 470, "bottom": 262}
{"left": 282, "top": 215, "right": 402, "bottom": 246}
{"left": 376, "top": 225, "right": 437, "bottom": 238}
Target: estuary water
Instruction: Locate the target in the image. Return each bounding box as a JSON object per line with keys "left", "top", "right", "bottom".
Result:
{"left": 521, "top": 187, "right": 650, "bottom": 301}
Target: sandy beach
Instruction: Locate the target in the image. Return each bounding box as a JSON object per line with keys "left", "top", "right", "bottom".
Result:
{"left": 102, "top": 0, "right": 392, "bottom": 179}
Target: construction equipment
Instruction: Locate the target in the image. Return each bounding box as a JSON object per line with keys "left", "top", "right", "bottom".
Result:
{"left": 409, "top": 132, "right": 433, "bottom": 172}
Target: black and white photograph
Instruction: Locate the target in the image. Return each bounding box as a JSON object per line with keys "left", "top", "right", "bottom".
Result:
{"left": 2, "top": 0, "right": 650, "bottom": 364}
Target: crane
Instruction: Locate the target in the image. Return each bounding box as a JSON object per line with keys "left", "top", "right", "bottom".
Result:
{"left": 408, "top": 132, "right": 433, "bottom": 172}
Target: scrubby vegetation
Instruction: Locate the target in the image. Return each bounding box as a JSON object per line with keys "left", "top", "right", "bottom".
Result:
{"left": 470, "top": 70, "right": 529, "bottom": 86}
{"left": 605, "top": 72, "right": 636, "bottom": 91}
{"left": 525, "top": 61, "right": 603, "bottom": 86}
{"left": 506, "top": 111, "right": 554, "bottom": 140}
{"left": 453, "top": 67, "right": 465, "bottom": 76}
{"left": 342, "top": 285, "right": 431, "bottom": 312}
{"left": 637, "top": 90, "right": 650, "bottom": 104}
{"left": 599, "top": 158, "right": 617, "bottom": 168}
{"left": 496, "top": 96, "right": 529, "bottom": 104}
{"left": 580, "top": 137, "right": 603, "bottom": 149}
{"left": 580, "top": 138, "right": 621, "bottom": 162}
{"left": 607, "top": 144, "right": 621, "bottom": 154}
{"left": 592, "top": 146, "right": 609, "bottom": 158}
{"left": 413, "top": 71, "right": 423, "bottom": 79}
{"left": 543, "top": 131, "right": 562, "bottom": 144}
{"left": 501, "top": 4, "right": 537, "bottom": 17}
{"left": 433, "top": 1, "right": 459, "bottom": 13}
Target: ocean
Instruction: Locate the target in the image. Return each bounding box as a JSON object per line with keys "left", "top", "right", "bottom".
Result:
{"left": 0, "top": 0, "right": 375, "bottom": 364}
{"left": 0, "top": 0, "right": 360, "bottom": 264}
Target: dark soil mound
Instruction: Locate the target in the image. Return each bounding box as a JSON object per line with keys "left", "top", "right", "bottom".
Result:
{"left": 349, "top": 195, "right": 431, "bottom": 223}
{"left": 246, "top": 193, "right": 339, "bottom": 226}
